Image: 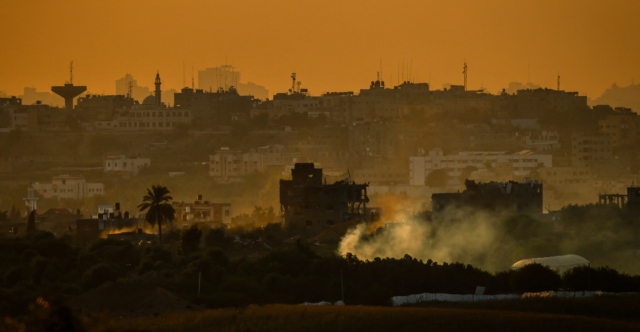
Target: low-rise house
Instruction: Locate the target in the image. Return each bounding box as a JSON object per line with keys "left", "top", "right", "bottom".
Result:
{"left": 172, "top": 195, "right": 232, "bottom": 227}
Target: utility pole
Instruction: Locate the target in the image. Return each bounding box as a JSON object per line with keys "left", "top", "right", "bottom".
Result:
{"left": 341, "top": 270, "right": 345, "bottom": 303}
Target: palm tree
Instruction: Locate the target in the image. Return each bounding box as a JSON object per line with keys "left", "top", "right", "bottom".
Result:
{"left": 138, "top": 185, "right": 175, "bottom": 244}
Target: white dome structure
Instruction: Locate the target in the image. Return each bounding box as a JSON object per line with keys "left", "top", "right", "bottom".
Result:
{"left": 511, "top": 254, "right": 590, "bottom": 273}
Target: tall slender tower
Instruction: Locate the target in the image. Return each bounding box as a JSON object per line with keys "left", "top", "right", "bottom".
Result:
{"left": 154, "top": 71, "right": 162, "bottom": 108}
{"left": 463, "top": 61, "right": 468, "bottom": 91}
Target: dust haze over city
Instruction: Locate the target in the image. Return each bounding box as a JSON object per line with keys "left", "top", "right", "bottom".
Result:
{"left": 2, "top": 1, "right": 640, "bottom": 330}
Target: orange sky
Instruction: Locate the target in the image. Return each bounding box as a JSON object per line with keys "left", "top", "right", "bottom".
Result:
{"left": 1, "top": 0, "right": 639, "bottom": 99}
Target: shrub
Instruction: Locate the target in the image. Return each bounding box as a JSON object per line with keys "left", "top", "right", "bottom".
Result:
{"left": 80, "top": 263, "right": 118, "bottom": 290}
{"left": 511, "top": 263, "right": 561, "bottom": 293}
{"left": 181, "top": 225, "right": 203, "bottom": 255}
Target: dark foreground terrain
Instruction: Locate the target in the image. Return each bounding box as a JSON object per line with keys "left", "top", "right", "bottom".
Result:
{"left": 4, "top": 297, "right": 640, "bottom": 332}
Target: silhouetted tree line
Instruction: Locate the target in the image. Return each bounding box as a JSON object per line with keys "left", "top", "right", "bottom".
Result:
{"left": 2, "top": 227, "right": 640, "bottom": 316}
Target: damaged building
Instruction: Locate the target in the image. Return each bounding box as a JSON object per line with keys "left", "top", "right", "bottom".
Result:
{"left": 431, "top": 179, "right": 543, "bottom": 220}
{"left": 599, "top": 186, "right": 640, "bottom": 211}
{"left": 76, "top": 203, "right": 138, "bottom": 243}
{"left": 280, "top": 163, "right": 371, "bottom": 231}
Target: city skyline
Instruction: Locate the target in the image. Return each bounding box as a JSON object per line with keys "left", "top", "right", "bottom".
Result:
{"left": 1, "top": 0, "right": 639, "bottom": 99}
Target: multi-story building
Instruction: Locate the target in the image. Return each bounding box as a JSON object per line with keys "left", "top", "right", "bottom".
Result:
{"left": 279, "top": 163, "right": 370, "bottom": 232}
{"left": 209, "top": 148, "right": 264, "bottom": 182}
{"left": 539, "top": 166, "right": 592, "bottom": 186}
{"left": 108, "top": 108, "right": 191, "bottom": 131}
{"left": 174, "top": 87, "right": 254, "bottom": 126}
{"left": 598, "top": 107, "right": 640, "bottom": 147}
{"left": 352, "top": 160, "right": 409, "bottom": 185}
{"left": 104, "top": 155, "right": 150, "bottom": 176}
{"left": 115, "top": 73, "right": 152, "bottom": 105}
{"left": 255, "top": 145, "right": 298, "bottom": 167}
{"left": 431, "top": 179, "right": 543, "bottom": 220}
{"left": 172, "top": 194, "right": 232, "bottom": 227}
{"left": 198, "top": 65, "right": 268, "bottom": 100}
{"left": 409, "top": 148, "right": 552, "bottom": 186}
{"left": 571, "top": 132, "right": 612, "bottom": 167}
{"left": 75, "top": 94, "right": 135, "bottom": 122}
{"left": 32, "top": 175, "right": 104, "bottom": 199}
{"left": 518, "top": 131, "right": 561, "bottom": 151}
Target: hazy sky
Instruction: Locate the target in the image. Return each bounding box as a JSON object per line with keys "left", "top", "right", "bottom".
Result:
{"left": 1, "top": 0, "right": 638, "bottom": 99}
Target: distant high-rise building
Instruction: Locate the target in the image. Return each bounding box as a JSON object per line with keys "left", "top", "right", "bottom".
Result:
{"left": 115, "top": 74, "right": 151, "bottom": 103}
{"left": 198, "top": 65, "right": 268, "bottom": 100}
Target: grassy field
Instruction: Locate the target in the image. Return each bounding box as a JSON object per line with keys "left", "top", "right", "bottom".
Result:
{"left": 98, "top": 303, "right": 640, "bottom": 332}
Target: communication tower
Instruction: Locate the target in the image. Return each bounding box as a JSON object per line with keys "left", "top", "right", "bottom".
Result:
{"left": 289, "top": 72, "right": 297, "bottom": 94}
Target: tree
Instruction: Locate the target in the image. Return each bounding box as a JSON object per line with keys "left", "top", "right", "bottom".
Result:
{"left": 511, "top": 263, "right": 561, "bottom": 293}
{"left": 137, "top": 185, "right": 176, "bottom": 245}
{"left": 26, "top": 210, "right": 37, "bottom": 234}
{"left": 180, "top": 224, "right": 202, "bottom": 254}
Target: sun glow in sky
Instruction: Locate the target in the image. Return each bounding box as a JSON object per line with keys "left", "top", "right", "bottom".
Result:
{"left": 1, "top": 0, "right": 639, "bottom": 99}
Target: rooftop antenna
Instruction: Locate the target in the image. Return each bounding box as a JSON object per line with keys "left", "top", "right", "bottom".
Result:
{"left": 225, "top": 55, "right": 228, "bottom": 90}
{"left": 557, "top": 72, "right": 560, "bottom": 91}
{"left": 191, "top": 65, "right": 194, "bottom": 90}
{"left": 182, "top": 61, "right": 186, "bottom": 88}
{"left": 69, "top": 61, "right": 73, "bottom": 84}
{"left": 463, "top": 60, "right": 468, "bottom": 91}
{"left": 410, "top": 59, "right": 413, "bottom": 82}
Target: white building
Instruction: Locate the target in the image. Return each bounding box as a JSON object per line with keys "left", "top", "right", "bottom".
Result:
{"left": 209, "top": 148, "right": 264, "bottom": 182}
{"left": 32, "top": 175, "right": 104, "bottom": 200}
{"left": 409, "top": 148, "right": 552, "bottom": 186}
{"left": 104, "top": 155, "right": 150, "bottom": 176}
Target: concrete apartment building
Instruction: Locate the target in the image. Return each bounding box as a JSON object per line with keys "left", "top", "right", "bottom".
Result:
{"left": 255, "top": 145, "right": 298, "bottom": 167}
{"left": 539, "top": 166, "right": 592, "bottom": 186}
{"left": 108, "top": 108, "right": 191, "bottom": 131}
{"left": 598, "top": 107, "right": 640, "bottom": 147}
{"left": 352, "top": 160, "right": 409, "bottom": 185}
{"left": 409, "top": 148, "right": 552, "bottom": 186}
{"left": 209, "top": 148, "right": 264, "bottom": 182}
{"left": 32, "top": 175, "right": 104, "bottom": 200}
{"left": 104, "top": 155, "right": 150, "bottom": 176}
{"left": 571, "top": 132, "right": 613, "bottom": 167}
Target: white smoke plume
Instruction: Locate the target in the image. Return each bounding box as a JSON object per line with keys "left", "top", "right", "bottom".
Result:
{"left": 338, "top": 198, "right": 514, "bottom": 271}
